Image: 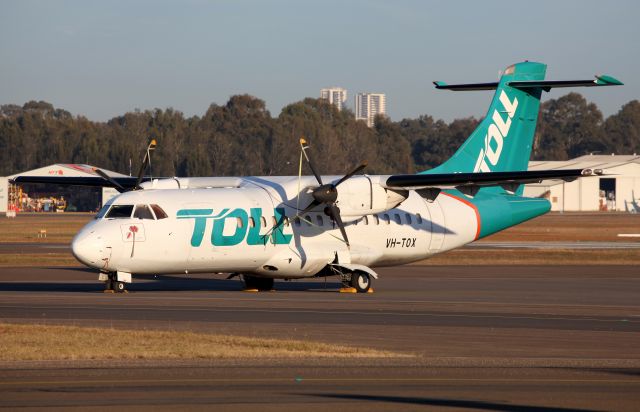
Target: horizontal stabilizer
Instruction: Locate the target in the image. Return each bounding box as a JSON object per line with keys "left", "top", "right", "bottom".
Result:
{"left": 509, "top": 75, "right": 623, "bottom": 91}
{"left": 385, "top": 168, "right": 602, "bottom": 190}
{"left": 433, "top": 81, "right": 499, "bottom": 91}
{"left": 434, "top": 75, "right": 622, "bottom": 92}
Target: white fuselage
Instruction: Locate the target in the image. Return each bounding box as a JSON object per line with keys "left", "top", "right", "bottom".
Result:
{"left": 71, "top": 175, "right": 479, "bottom": 278}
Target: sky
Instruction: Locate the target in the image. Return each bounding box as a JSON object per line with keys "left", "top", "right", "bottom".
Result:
{"left": 1, "top": 0, "right": 639, "bottom": 122}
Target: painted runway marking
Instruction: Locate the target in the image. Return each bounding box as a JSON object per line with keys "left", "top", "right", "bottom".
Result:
{"left": 1, "top": 377, "right": 639, "bottom": 387}
{"left": 2, "top": 304, "right": 638, "bottom": 324}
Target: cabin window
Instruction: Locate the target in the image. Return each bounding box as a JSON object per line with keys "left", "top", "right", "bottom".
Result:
{"left": 236, "top": 217, "right": 244, "bottom": 228}
{"left": 394, "top": 213, "right": 401, "bottom": 224}
{"left": 373, "top": 215, "right": 380, "bottom": 225}
{"left": 383, "top": 213, "right": 390, "bottom": 225}
{"left": 405, "top": 214, "right": 412, "bottom": 225}
{"left": 272, "top": 216, "right": 277, "bottom": 227}
{"left": 294, "top": 216, "right": 301, "bottom": 227}
{"left": 304, "top": 215, "right": 312, "bottom": 226}
{"left": 284, "top": 216, "right": 290, "bottom": 226}
{"left": 416, "top": 213, "right": 423, "bottom": 224}
{"left": 134, "top": 204, "right": 155, "bottom": 220}
{"left": 105, "top": 205, "right": 134, "bottom": 219}
{"left": 150, "top": 204, "right": 168, "bottom": 219}
{"left": 363, "top": 216, "right": 369, "bottom": 225}
{"left": 260, "top": 216, "right": 267, "bottom": 228}
{"left": 249, "top": 217, "right": 256, "bottom": 228}
{"left": 316, "top": 215, "right": 323, "bottom": 226}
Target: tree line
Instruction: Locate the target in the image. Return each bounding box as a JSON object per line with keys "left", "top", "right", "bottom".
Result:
{"left": 1, "top": 93, "right": 639, "bottom": 179}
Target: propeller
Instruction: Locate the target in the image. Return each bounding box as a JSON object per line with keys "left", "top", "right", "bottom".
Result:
{"left": 299, "top": 138, "right": 367, "bottom": 247}
{"left": 133, "top": 138, "right": 157, "bottom": 190}
{"left": 93, "top": 139, "right": 157, "bottom": 193}
{"left": 94, "top": 169, "right": 127, "bottom": 193}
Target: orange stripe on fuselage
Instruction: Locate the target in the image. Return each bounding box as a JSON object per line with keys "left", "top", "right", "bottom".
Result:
{"left": 441, "top": 192, "right": 482, "bottom": 240}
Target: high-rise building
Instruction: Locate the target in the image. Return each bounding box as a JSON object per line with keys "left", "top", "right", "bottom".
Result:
{"left": 355, "top": 93, "right": 386, "bottom": 128}
{"left": 320, "top": 87, "right": 348, "bottom": 111}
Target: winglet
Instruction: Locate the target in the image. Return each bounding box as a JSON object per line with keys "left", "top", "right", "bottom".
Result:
{"left": 433, "top": 81, "right": 448, "bottom": 89}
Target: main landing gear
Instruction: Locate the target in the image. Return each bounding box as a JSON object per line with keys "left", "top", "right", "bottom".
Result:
{"left": 243, "top": 275, "right": 274, "bottom": 292}
{"left": 349, "top": 271, "right": 371, "bottom": 293}
{"left": 337, "top": 270, "right": 372, "bottom": 293}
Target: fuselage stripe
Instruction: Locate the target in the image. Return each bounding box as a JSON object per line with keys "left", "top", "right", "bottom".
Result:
{"left": 441, "top": 192, "right": 481, "bottom": 240}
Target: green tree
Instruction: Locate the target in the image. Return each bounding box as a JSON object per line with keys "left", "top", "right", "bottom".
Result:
{"left": 534, "top": 93, "right": 605, "bottom": 160}
{"left": 603, "top": 100, "right": 640, "bottom": 155}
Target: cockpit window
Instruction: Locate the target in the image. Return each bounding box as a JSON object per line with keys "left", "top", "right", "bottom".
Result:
{"left": 95, "top": 204, "right": 111, "bottom": 219}
{"left": 150, "top": 204, "right": 168, "bottom": 219}
{"left": 105, "top": 205, "right": 134, "bottom": 219}
{"left": 134, "top": 204, "right": 155, "bottom": 220}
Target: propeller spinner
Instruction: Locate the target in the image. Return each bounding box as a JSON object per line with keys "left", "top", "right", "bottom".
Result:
{"left": 299, "top": 138, "right": 367, "bottom": 247}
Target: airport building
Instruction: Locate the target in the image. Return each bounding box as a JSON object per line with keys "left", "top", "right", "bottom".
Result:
{"left": 355, "top": 92, "right": 386, "bottom": 128}
{"left": 524, "top": 154, "right": 640, "bottom": 212}
{"left": 320, "top": 87, "right": 348, "bottom": 111}
{"left": 0, "top": 164, "right": 123, "bottom": 214}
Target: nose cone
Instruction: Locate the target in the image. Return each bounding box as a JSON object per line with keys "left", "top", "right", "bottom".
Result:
{"left": 71, "top": 232, "right": 105, "bottom": 268}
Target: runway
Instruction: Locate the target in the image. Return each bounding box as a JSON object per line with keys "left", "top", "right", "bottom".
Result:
{"left": 467, "top": 241, "right": 640, "bottom": 249}
{"left": 1, "top": 265, "right": 639, "bottom": 410}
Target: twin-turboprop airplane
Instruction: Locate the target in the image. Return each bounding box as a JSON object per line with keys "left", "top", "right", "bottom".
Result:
{"left": 14, "top": 61, "right": 622, "bottom": 293}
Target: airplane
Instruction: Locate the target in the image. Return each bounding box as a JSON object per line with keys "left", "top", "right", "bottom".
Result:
{"left": 12, "top": 61, "right": 622, "bottom": 293}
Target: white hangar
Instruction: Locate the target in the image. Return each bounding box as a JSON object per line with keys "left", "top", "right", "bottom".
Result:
{"left": 524, "top": 154, "right": 640, "bottom": 212}
{"left": 0, "top": 164, "right": 124, "bottom": 213}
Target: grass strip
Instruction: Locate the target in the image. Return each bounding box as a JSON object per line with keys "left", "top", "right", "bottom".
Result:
{"left": 0, "top": 253, "right": 79, "bottom": 267}
{"left": 416, "top": 248, "right": 640, "bottom": 265}
{"left": 0, "top": 323, "right": 407, "bottom": 361}
{"left": 0, "top": 214, "right": 91, "bottom": 242}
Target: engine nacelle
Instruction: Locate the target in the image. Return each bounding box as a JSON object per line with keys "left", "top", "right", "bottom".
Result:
{"left": 139, "top": 176, "right": 243, "bottom": 190}
{"left": 335, "top": 176, "right": 407, "bottom": 218}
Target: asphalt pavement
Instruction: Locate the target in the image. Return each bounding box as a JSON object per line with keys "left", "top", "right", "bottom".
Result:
{"left": 1, "top": 264, "right": 639, "bottom": 411}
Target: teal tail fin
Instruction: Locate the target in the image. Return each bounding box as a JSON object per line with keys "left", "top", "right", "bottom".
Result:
{"left": 423, "top": 61, "right": 546, "bottom": 176}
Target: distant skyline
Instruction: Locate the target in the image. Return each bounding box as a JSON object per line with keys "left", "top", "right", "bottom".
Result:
{"left": 1, "top": 0, "right": 638, "bottom": 122}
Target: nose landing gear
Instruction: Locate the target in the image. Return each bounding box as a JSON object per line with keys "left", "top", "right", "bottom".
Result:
{"left": 100, "top": 272, "right": 129, "bottom": 293}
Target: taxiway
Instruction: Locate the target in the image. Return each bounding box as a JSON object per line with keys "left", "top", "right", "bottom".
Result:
{"left": 1, "top": 264, "right": 639, "bottom": 410}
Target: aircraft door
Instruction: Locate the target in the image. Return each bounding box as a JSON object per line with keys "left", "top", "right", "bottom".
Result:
{"left": 426, "top": 200, "right": 446, "bottom": 251}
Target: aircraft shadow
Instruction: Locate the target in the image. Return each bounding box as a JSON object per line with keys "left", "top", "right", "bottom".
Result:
{"left": 0, "top": 273, "right": 344, "bottom": 293}
{"left": 564, "top": 367, "right": 640, "bottom": 378}
{"left": 306, "top": 394, "right": 599, "bottom": 412}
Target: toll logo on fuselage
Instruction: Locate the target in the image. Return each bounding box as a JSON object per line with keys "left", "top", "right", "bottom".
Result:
{"left": 473, "top": 90, "right": 519, "bottom": 173}
{"left": 177, "top": 207, "right": 292, "bottom": 247}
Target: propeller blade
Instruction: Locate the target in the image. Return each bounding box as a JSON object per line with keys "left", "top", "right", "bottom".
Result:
{"left": 327, "top": 204, "right": 350, "bottom": 247}
{"left": 299, "top": 137, "right": 323, "bottom": 185}
{"left": 94, "top": 169, "right": 127, "bottom": 193}
{"left": 335, "top": 161, "right": 368, "bottom": 187}
{"left": 134, "top": 139, "right": 157, "bottom": 190}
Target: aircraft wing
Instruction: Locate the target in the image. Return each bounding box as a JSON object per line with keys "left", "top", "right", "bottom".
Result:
{"left": 10, "top": 175, "right": 142, "bottom": 189}
{"left": 383, "top": 168, "right": 602, "bottom": 190}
